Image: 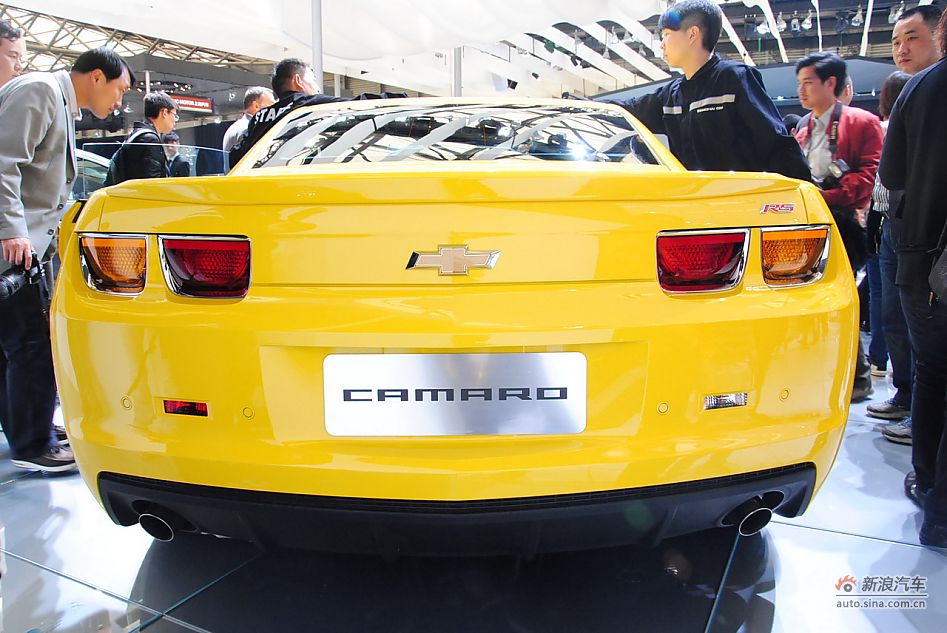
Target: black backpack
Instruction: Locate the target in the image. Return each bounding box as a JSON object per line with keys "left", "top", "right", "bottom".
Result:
{"left": 104, "top": 128, "right": 157, "bottom": 186}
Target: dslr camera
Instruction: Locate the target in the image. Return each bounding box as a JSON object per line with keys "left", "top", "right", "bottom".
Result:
{"left": 0, "top": 254, "right": 44, "bottom": 301}
{"left": 815, "top": 158, "right": 852, "bottom": 190}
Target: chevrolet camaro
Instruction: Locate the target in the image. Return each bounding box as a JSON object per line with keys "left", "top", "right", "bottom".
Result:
{"left": 51, "top": 98, "right": 857, "bottom": 555}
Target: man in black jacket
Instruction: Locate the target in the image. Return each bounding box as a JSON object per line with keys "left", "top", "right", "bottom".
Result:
{"left": 105, "top": 91, "right": 177, "bottom": 185}
{"left": 228, "top": 58, "right": 346, "bottom": 168}
{"left": 162, "top": 132, "right": 190, "bottom": 177}
{"left": 604, "top": 0, "right": 809, "bottom": 181}
{"left": 878, "top": 11, "right": 947, "bottom": 549}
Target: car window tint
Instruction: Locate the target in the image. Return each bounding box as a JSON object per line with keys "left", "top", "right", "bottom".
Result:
{"left": 251, "top": 104, "right": 660, "bottom": 168}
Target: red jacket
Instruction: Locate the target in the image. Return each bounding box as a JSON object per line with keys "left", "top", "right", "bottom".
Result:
{"left": 794, "top": 104, "right": 883, "bottom": 210}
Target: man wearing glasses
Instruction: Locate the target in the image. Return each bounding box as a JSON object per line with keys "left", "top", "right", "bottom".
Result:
{"left": 105, "top": 91, "right": 178, "bottom": 184}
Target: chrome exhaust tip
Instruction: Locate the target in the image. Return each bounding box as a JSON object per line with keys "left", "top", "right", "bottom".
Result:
{"left": 138, "top": 513, "right": 175, "bottom": 542}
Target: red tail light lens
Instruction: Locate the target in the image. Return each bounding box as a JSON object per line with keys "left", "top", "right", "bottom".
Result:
{"left": 656, "top": 230, "right": 748, "bottom": 292}
{"left": 163, "top": 400, "right": 208, "bottom": 416}
{"left": 160, "top": 237, "right": 250, "bottom": 298}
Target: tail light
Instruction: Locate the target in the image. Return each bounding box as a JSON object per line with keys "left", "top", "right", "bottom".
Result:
{"left": 761, "top": 226, "right": 829, "bottom": 286}
{"left": 656, "top": 230, "right": 748, "bottom": 292}
{"left": 79, "top": 234, "right": 147, "bottom": 294}
{"left": 163, "top": 400, "right": 208, "bottom": 416}
{"left": 160, "top": 236, "right": 250, "bottom": 298}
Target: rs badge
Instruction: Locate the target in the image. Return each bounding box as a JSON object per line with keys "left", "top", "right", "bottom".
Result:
{"left": 760, "top": 203, "right": 795, "bottom": 214}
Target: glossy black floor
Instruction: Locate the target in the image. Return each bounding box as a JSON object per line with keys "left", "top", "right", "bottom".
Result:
{"left": 2, "top": 372, "right": 946, "bottom": 631}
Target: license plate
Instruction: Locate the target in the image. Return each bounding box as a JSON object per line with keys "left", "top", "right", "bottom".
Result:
{"left": 324, "top": 352, "right": 587, "bottom": 437}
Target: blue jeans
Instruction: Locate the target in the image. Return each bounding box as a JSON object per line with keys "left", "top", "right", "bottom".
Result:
{"left": 899, "top": 284, "right": 947, "bottom": 526}
{"left": 866, "top": 254, "right": 888, "bottom": 367}
{"left": 880, "top": 220, "right": 914, "bottom": 407}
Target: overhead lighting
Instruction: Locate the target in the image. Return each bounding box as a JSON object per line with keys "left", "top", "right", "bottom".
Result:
{"left": 835, "top": 11, "right": 850, "bottom": 34}
{"left": 802, "top": 9, "right": 814, "bottom": 30}
{"left": 776, "top": 11, "right": 787, "bottom": 33}
{"left": 756, "top": 21, "right": 770, "bottom": 36}
{"left": 851, "top": 6, "right": 864, "bottom": 28}
{"left": 603, "top": 47, "right": 611, "bottom": 60}
{"left": 889, "top": 2, "right": 904, "bottom": 24}
{"left": 791, "top": 12, "right": 801, "bottom": 36}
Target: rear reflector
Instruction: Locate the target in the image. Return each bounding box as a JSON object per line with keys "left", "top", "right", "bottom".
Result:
{"left": 761, "top": 226, "right": 829, "bottom": 286}
{"left": 79, "top": 235, "right": 147, "bottom": 294}
{"left": 704, "top": 393, "right": 748, "bottom": 410}
{"left": 163, "top": 400, "right": 208, "bottom": 416}
{"left": 160, "top": 237, "right": 250, "bottom": 298}
{"left": 656, "top": 230, "right": 748, "bottom": 292}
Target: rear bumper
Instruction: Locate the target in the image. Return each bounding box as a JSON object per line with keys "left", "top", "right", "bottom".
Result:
{"left": 99, "top": 463, "right": 815, "bottom": 555}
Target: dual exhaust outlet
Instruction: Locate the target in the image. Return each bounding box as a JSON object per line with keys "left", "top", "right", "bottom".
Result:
{"left": 135, "top": 504, "right": 195, "bottom": 542}
{"left": 721, "top": 491, "right": 784, "bottom": 537}
{"left": 134, "top": 492, "right": 784, "bottom": 543}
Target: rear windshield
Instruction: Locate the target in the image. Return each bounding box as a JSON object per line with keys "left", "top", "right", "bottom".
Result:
{"left": 250, "top": 104, "right": 661, "bottom": 168}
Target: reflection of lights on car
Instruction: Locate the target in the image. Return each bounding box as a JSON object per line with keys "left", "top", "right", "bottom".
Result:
{"left": 570, "top": 144, "right": 590, "bottom": 159}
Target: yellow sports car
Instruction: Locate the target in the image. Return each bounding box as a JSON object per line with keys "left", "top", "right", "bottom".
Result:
{"left": 51, "top": 98, "right": 856, "bottom": 555}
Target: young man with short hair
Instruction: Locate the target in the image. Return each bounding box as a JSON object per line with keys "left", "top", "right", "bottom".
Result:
{"left": 794, "top": 52, "right": 884, "bottom": 403}
{"left": 0, "top": 20, "right": 26, "bottom": 88}
{"left": 607, "top": 0, "right": 809, "bottom": 181}
{"left": 892, "top": 5, "right": 943, "bottom": 76}
{"left": 162, "top": 131, "right": 190, "bottom": 177}
{"left": 0, "top": 47, "right": 133, "bottom": 471}
{"left": 106, "top": 91, "right": 178, "bottom": 184}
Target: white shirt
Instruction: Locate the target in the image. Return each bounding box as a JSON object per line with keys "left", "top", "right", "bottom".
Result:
{"left": 222, "top": 113, "right": 250, "bottom": 152}
{"left": 806, "top": 105, "right": 835, "bottom": 181}
{"left": 52, "top": 70, "right": 82, "bottom": 122}
{"left": 52, "top": 69, "right": 80, "bottom": 180}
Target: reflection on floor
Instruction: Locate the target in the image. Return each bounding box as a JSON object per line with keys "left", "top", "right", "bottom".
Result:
{"left": 1, "top": 373, "right": 945, "bottom": 632}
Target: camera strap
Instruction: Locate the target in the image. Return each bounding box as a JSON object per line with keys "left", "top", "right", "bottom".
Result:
{"left": 806, "top": 100, "right": 843, "bottom": 159}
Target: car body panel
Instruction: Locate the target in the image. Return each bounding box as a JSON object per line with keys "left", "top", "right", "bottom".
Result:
{"left": 50, "top": 99, "right": 856, "bottom": 550}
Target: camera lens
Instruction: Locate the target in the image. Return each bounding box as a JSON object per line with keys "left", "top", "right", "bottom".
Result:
{"left": 0, "top": 267, "right": 29, "bottom": 301}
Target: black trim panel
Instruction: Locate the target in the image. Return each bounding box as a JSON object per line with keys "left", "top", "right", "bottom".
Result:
{"left": 98, "top": 464, "right": 816, "bottom": 555}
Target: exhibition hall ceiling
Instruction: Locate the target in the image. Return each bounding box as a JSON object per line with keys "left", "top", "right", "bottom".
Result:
{"left": 2, "top": 1, "right": 932, "bottom": 96}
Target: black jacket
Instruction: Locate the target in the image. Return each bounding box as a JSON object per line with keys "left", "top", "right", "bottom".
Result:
{"left": 169, "top": 154, "right": 190, "bottom": 177}
{"left": 880, "top": 58, "right": 947, "bottom": 286}
{"left": 229, "top": 92, "right": 348, "bottom": 167}
{"left": 107, "top": 121, "right": 168, "bottom": 184}
{"left": 607, "top": 54, "right": 810, "bottom": 181}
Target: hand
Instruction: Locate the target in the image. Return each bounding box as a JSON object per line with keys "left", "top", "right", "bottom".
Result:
{"left": 1, "top": 237, "right": 33, "bottom": 266}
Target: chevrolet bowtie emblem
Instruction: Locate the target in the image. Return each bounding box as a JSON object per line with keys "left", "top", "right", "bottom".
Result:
{"left": 406, "top": 245, "right": 501, "bottom": 275}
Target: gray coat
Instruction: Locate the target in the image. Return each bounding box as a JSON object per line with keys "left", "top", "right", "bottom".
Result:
{"left": 0, "top": 70, "right": 77, "bottom": 273}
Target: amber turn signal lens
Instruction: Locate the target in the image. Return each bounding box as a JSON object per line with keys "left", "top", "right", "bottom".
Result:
{"left": 79, "top": 235, "right": 147, "bottom": 294}
{"left": 761, "top": 227, "right": 829, "bottom": 286}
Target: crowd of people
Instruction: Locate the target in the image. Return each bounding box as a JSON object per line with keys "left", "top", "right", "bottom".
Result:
{"left": 0, "top": 0, "right": 945, "bottom": 548}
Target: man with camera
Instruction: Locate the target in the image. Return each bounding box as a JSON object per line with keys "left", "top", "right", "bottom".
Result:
{"left": 794, "top": 52, "right": 884, "bottom": 403}
{"left": 0, "top": 48, "right": 132, "bottom": 472}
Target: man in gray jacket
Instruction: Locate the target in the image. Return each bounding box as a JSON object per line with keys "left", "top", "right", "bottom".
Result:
{"left": 0, "top": 47, "right": 132, "bottom": 471}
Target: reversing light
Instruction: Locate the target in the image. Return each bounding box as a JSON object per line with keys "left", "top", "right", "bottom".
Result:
{"left": 163, "top": 400, "right": 208, "bottom": 416}
{"left": 761, "top": 226, "right": 829, "bottom": 286}
{"left": 656, "top": 230, "right": 749, "bottom": 292}
{"left": 79, "top": 234, "right": 147, "bottom": 294}
{"left": 704, "top": 393, "right": 748, "bottom": 410}
{"left": 160, "top": 236, "right": 250, "bottom": 298}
